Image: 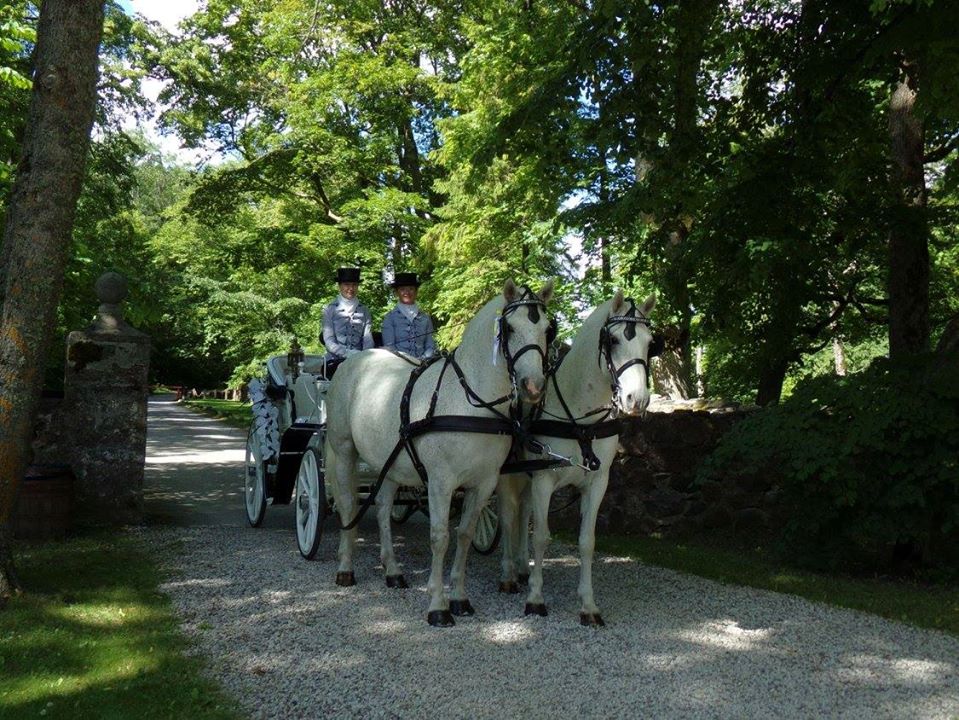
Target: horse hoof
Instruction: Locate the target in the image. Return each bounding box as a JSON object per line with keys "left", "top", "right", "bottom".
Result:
{"left": 524, "top": 602, "right": 548, "bottom": 617}
{"left": 517, "top": 573, "right": 529, "bottom": 586}
{"left": 427, "top": 610, "right": 455, "bottom": 627}
{"left": 335, "top": 571, "right": 356, "bottom": 587}
{"left": 498, "top": 581, "right": 520, "bottom": 594}
{"left": 449, "top": 599, "right": 475, "bottom": 616}
{"left": 385, "top": 574, "right": 409, "bottom": 589}
{"left": 580, "top": 612, "right": 605, "bottom": 627}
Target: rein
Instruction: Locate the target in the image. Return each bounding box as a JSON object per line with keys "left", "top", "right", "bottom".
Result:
{"left": 338, "top": 288, "right": 551, "bottom": 530}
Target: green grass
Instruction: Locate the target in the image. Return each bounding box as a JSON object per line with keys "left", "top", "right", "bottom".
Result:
{"left": 1, "top": 533, "right": 242, "bottom": 720}
{"left": 183, "top": 399, "right": 250, "bottom": 429}
{"left": 567, "top": 531, "right": 959, "bottom": 636}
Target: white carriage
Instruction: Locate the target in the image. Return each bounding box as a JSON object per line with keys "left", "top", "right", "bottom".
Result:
{"left": 243, "top": 346, "right": 501, "bottom": 559}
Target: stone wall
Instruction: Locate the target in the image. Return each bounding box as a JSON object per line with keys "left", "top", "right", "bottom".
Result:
{"left": 552, "top": 402, "right": 780, "bottom": 537}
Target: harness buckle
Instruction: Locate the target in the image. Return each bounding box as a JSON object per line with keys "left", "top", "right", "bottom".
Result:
{"left": 525, "top": 437, "right": 546, "bottom": 455}
{"left": 531, "top": 440, "right": 582, "bottom": 470}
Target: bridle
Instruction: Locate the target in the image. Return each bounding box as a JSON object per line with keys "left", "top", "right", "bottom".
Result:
{"left": 518, "top": 298, "right": 653, "bottom": 473}
{"left": 495, "top": 287, "right": 551, "bottom": 402}
{"left": 597, "top": 299, "right": 652, "bottom": 415}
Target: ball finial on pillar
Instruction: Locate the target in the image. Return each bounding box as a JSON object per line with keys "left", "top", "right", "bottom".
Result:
{"left": 95, "top": 271, "right": 128, "bottom": 305}
{"left": 92, "top": 271, "right": 134, "bottom": 333}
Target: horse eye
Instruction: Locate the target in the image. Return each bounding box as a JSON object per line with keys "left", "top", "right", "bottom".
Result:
{"left": 609, "top": 335, "right": 620, "bottom": 346}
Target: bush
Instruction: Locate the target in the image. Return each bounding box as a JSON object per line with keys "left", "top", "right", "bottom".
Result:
{"left": 699, "top": 352, "right": 959, "bottom": 578}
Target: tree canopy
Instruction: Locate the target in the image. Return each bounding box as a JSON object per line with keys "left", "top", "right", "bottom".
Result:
{"left": 3, "top": 0, "right": 957, "bottom": 403}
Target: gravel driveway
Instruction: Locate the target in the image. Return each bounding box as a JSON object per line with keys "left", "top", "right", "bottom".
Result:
{"left": 143, "top": 397, "right": 959, "bottom": 719}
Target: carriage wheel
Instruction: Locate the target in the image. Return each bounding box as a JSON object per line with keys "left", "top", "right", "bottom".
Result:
{"left": 390, "top": 486, "right": 419, "bottom": 525}
{"left": 295, "top": 447, "right": 327, "bottom": 560}
{"left": 471, "top": 492, "right": 501, "bottom": 555}
{"left": 244, "top": 427, "right": 267, "bottom": 527}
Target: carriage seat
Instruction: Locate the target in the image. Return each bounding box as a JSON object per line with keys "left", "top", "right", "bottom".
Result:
{"left": 299, "top": 354, "right": 328, "bottom": 376}
{"left": 291, "top": 372, "right": 328, "bottom": 424}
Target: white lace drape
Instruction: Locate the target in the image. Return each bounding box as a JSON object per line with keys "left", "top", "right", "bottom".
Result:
{"left": 248, "top": 378, "right": 281, "bottom": 469}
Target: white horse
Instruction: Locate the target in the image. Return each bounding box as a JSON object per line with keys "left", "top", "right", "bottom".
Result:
{"left": 497, "top": 290, "right": 655, "bottom": 626}
{"left": 324, "top": 279, "right": 555, "bottom": 627}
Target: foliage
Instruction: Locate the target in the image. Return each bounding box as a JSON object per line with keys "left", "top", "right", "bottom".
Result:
{"left": 5, "top": 0, "right": 956, "bottom": 395}
{"left": 699, "top": 353, "right": 959, "bottom": 577}
{"left": 148, "top": 0, "right": 463, "bottom": 279}
{"left": 427, "top": 0, "right": 959, "bottom": 402}
{"left": 0, "top": 533, "right": 241, "bottom": 719}
{"left": 0, "top": 0, "right": 34, "bottom": 212}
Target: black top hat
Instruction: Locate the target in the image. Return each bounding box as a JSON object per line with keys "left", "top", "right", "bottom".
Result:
{"left": 391, "top": 272, "right": 422, "bottom": 288}
{"left": 335, "top": 267, "right": 362, "bottom": 284}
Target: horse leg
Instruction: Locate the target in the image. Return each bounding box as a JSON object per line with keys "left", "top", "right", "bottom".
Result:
{"left": 448, "top": 478, "right": 496, "bottom": 616}
{"left": 329, "top": 443, "right": 359, "bottom": 586}
{"left": 524, "top": 479, "right": 553, "bottom": 617}
{"left": 376, "top": 479, "right": 408, "bottom": 588}
{"left": 497, "top": 477, "right": 522, "bottom": 594}
{"left": 577, "top": 474, "right": 609, "bottom": 627}
{"left": 449, "top": 486, "right": 477, "bottom": 615}
{"left": 517, "top": 479, "right": 532, "bottom": 585}
{"left": 426, "top": 484, "right": 455, "bottom": 627}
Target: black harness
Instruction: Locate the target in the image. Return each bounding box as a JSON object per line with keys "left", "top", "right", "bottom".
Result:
{"left": 339, "top": 288, "right": 550, "bottom": 530}
{"left": 504, "top": 300, "right": 652, "bottom": 474}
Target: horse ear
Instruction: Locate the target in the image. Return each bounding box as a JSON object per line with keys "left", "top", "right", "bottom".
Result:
{"left": 503, "top": 278, "right": 518, "bottom": 303}
{"left": 538, "top": 278, "right": 555, "bottom": 305}
{"left": 640, "top": 292, "right": 656, "bottom": 316}
{"left": 611, "top": 289, "right": 625, "bottom": 315}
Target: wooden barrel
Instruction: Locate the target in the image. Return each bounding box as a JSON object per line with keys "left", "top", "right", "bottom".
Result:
{"left": 13, "top": 464, "right": 74, "bottom": 541}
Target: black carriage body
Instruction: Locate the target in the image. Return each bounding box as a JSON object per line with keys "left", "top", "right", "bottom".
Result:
{"left": 269, "top": 422, "right": 322, "bottom": 505}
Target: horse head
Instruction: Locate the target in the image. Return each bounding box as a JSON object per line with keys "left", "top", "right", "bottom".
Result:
{"left": 499, "top": 278, "right": 555, "bottom": 405}
{"left": 601, "top": 289, "right": 656, "bottom": 415}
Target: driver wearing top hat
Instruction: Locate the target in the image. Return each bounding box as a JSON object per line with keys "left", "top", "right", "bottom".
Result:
{"left": 321, "top": 267, "right": 374, "bottom": 375}
{"left": 381, "top": 271, "right": 436, "bottom": 360}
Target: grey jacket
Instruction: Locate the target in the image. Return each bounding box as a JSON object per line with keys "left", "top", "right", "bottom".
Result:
{"left": 381, "top": 305, "right": 436, "bottom": 359}
{"left": 321, "top": 298, "right": 374, "bottom": 359}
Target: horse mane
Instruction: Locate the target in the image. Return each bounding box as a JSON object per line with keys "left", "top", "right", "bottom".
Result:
{"left": 563, "top": 294, "right": 636, "bottom": 370}
{"left": 571, "top": 296, "right": 616, "bottom": 347}
{"left": 458, "top": 290, "right": 508, "bottom": 355}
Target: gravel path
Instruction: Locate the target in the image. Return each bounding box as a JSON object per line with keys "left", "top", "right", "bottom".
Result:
{"left": 143, "top": 398, "right": 959, "bottom": 719}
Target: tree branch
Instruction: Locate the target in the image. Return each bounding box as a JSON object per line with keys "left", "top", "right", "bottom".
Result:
{"left": 924, "top": 133, "right": 959, "bottom": 164}
{"left": 800, "top": 296, "right": 849, "bottom": 339}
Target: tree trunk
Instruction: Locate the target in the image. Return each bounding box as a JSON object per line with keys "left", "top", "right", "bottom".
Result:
{"left": 888, "top": 61, "right": 929, "bottom": 358}
{"left": 652, "top": 0, "right": 714, "bottom": 400}
{"left": 650, "top": 319, "right": 694, "bottom": 399}
{"left": 0, "top": 0, "right": 105, "bottom": 604}
{"left": 832, "top": 336, "right": 848, "bottom": 376}
{"left": 936, "top": 314, "right": 959, "bottom": 355}
{"left": 657, "top": 227, "right": 696, "bottom": 399}
{"left": 756, "top": 356, "right": 790, "bottom": 406}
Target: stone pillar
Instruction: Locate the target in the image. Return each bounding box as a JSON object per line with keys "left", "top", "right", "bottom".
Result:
{"left": 64, "top": 272, "right": 150, "bottom": 525}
